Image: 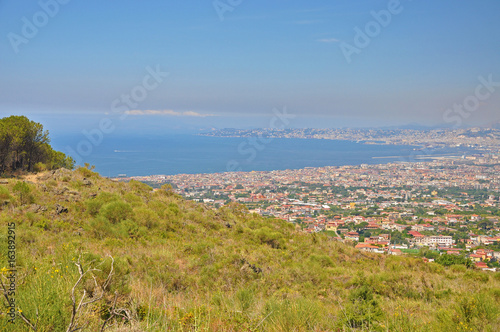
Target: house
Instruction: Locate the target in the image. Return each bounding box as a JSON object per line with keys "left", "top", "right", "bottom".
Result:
{"left": 423, "top": 224, "right": 435, "bottom": 231}
{"left": 474, "top": 262, "right": 489, "bottom": 270}
{"left": 425, "top": 236, "right": 454, "bottom": 247}
{"left": 345, "top": 232, "right": 360, "bottom": 242}
{"left": 412, "top": 224, "right": 434, "bottom": 232}
{"left": 469, "top": 254, "right": 483, "bottom": 262}
{"left": 388, "top": 248, "right": 402, "bottom": 256}
{"left": 325, "top": 222, "right": 338, "bottom": 232}
{"left": 325, "top": 220, "right": 345, "bottom": 232}
{"left": 408, "top": 231, "right": 425, "bottom": 246}
{"left": 478, "top": 235, "right": 499, "bottom": 245}
{"left": 473, "top": 249, "right": 493, "bottom": 260}
{"left": 390, "top": 244, "right": 408, "bottom": 250}
{"left": 470, "top": 215, "right": 483, "bottom": 222}
{"left": 394, "top": 224, "right": 407, "bottom": 232}
{"left": 355, "top": 243, "right": 384, "bottom": 254}
{"left": 365, "top": 222, "right": 380, "bottom": 230}
{"left": 408, "top": 231, "right": 424, "bottom": 238}
{"left": 379, "top": 233, "right": 390, "bottom": 241}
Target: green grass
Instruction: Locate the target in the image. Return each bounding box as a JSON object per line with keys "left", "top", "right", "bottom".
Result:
{"left": 0, "top": 168, "right": 499, "bottom": 331}
{"left": 401, "top": 248, "right": 420, "bottom": 255}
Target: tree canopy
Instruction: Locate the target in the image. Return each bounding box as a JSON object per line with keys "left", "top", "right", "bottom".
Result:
{"left": 0, "top": 115, "right": 74, "bottom": 174}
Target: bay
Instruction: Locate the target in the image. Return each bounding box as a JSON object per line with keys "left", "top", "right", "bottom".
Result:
{"left": 51, "top": 134, "right": 472, "bottom": 177}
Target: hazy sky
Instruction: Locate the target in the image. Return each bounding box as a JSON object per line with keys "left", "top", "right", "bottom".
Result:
{"left": 1, "top": 0, "right": 500, "bottom": 132}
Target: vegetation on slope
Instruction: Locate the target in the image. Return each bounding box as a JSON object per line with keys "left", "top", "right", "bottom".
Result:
{"left": 0, "top": 167, "right": 499, "bottom": 331}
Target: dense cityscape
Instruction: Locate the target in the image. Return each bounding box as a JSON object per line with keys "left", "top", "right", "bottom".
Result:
{"left": 119, "top": 128, "right": 500, "bottom": 271}
{"left": 202, "top": 127, "right": 500, "bottom": 151}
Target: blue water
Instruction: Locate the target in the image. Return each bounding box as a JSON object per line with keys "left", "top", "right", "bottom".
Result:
{"left": 51, "top": 134, "right": 470, "bottom": 177}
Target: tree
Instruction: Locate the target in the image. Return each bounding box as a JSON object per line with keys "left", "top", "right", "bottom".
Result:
{"left": 0, "top": 115, "right": 74, "bottom": 174}
{"left": 0, "top": 121, "right": 13, "bottom": 173}
{"left": 478, "top": 219, "right": 494, "bottom": 231}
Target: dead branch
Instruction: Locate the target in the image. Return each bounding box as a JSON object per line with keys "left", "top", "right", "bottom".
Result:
{"left": 100, "top": 291, "right": 132, "bottom": 332}
{"left": 66, "top": 255, "right": 115, "bottom": 332}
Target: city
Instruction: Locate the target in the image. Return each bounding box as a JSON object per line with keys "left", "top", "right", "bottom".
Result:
{"left": 202, "top": 127, "right": 500, "bottom": 151}
{"left": 121, "top": 149, "right": 500, "bottom": 271}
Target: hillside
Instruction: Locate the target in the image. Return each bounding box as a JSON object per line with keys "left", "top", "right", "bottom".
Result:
{"left": 1, "top": 168, "right": 500, "bottom": 331}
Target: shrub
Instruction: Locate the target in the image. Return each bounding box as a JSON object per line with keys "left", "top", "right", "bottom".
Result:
{"left": 341, "top": 285, "right": 383, "bottom": 329}
{"left": 308, "top": 254, "right": 334, "bottom": 267}
{"left": 33, "top": 162, "right": 47, "bottom": 172}
{"left": 76, "top": 165, "right": 97, "bottom": 178}
{"left": 436, "top": 253, "right": 473, "bottom": 268}
{"left": 88, "top": 216, "right": 115, "bottom": 239}
{"left": 0, "top": 185, "right": 11, "bottom": 201}
{"left": 13, "top": 181, "right": 34, "bottom": 205}
{"left": 129, "top": 179, "right": 152, "bottom": 193}
{"left": 100, "top": 201, "right": 133, "bottom": 224}
{"left": 134, "top": 207, "right": 159, "bottom": 229}
{"left": 254, "top": 227, "right": 284, "bottom": 249}
{"left": 450, "top": 264, "right": 467, "bottom": 273}
{"left": 119, "top": 219, "right": 145, "bottom": 239}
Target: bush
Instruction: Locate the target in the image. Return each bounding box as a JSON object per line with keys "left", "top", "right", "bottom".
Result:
{"left": 134, "top": 207, "right": 159, "bottom": 229}
{"left": 119, "top": 219, "right": 145, "bottom": 239}
{"left": 308, "top": 254, "right": 334, "bottom": 267}
{"left": 0, "top": 185, "right": 11, "bottom": 201}
{"left": 436, "top": 254, "right": 473, "bottom": 268}
{"left": 450, "top": 264, "right": 467, "bottom": 273}
{"left": 33, "top": 162, "right": 47, "bottom": 172}
{"left": 100, "top": 201, "right": 133, "bottom": 224}
{"left": 13, "top": 181, "right": 34, "bottom": 205}
{"left": 341, "top": 285, "right": 383, "bottom": 329}
{"left": 254, "top": 226, "right": 284, "bottom": 249}
{"left": 88, "top": 216, "right": 115, "bottom": 239}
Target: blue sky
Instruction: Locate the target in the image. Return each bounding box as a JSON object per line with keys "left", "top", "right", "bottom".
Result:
{"left": 1, "top": 0, "right": 500, "bottom": 133}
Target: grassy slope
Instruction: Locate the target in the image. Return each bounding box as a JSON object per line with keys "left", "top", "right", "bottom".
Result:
{"left": 0, "top": 168, "right": 499, "bottom": 331}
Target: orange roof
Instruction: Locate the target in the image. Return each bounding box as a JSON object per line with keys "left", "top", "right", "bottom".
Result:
{"left": 408, "top": 231, "right": 424, "bottom": 237}
{"left": 355, "top": 243, "right": 379, "bottom": 249}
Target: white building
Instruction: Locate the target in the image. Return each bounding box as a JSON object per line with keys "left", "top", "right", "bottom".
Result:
{"left": 424, "top": 236, "right": 454, "bottom": 246}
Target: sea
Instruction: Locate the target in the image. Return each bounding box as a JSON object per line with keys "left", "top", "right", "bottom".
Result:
{"left": 51, "top": 134, "right": 477, "bottom": 177}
